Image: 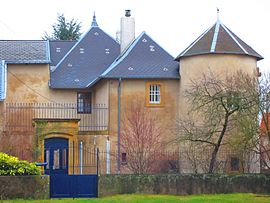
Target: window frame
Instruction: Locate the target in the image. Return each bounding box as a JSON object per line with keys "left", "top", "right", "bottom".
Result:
{"left": 230, "top": 157, "right": 240, "bottom": 172}
{"left": 145, "top": 82, "right": 164, "bottom": 107}
{"left": 77, "top": 92, "right": 92, "bottom": 114}
{"left": 121, "top": 152, "right": 127, "bottom": 165}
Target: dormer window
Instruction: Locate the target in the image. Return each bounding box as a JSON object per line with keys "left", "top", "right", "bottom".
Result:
{"left": 163, "top": 67, "right": 168, "bottom": 71}
{"left": 79, "top": 48, "right": 85, "bottom": 54}
{"left": 149, "top": 45, "right": 155, "bottom": 52}
{"left": 105, "top": 48, "right": 110, "bottom": 54}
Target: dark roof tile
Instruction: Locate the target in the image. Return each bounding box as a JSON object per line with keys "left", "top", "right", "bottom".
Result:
{"left": 50, "top": 26, "right": 120, "bottom": 89}
{"left": 102, "top": 32, "right": 179, "bottom": 79}
{"left": 176, "top": 20, "right": 263, "bottom": 61}
{"left": 0, "top": 40, "right": 49, "bottom": 63}
{"left": 49, "top": 40, "right": 77, "bottom": 66}
{"left": 215, "top": 25, "right": 243, "bottom": 53}
{"left": 184, "top": 26, "right": 214, "bottom": 56}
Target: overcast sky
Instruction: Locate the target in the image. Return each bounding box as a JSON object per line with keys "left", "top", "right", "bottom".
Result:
{"left": 0, "top": 0, "right": 269, "bottom": 72}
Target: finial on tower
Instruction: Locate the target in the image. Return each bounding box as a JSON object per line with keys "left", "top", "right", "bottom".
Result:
{"left": 217, "top": 7, "right": 220, "bottom": 21}
{"left": 91, "top": 11, "right": 98, "bottom": 27}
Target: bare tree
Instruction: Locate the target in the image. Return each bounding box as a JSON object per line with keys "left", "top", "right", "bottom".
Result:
{"left": 254, "top": 73, "right": 270, "bottom": 171}
{"left": 176, "top": 71, "right": 258, "bottom": 173}
{"left": 120, "top": 101, "right": 164, "bottom": 174}
{"left": 230, "top": 72, "right": 270, "bottom": 172}
{"left": 181, "top": 142, "right": 211, "bottom": 173}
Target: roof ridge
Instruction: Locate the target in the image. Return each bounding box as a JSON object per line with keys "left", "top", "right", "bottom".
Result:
{"left": 53, "top": 24, "right": 119, "bottom": 72}
{"left": 176, "top": 24, "right": 213, "bottom": 59}
{"left": 220, "top": 22, "right": 248, "bottom": 54}
{"left": 145, "top": 32, "right": 175, "bottom": 58}
{"left": 210, "top": 20, "right": 220, "bottom": 52}
{"left": 53, "top": 27, "right": 95, "bottom": 71}
{"left": 49, "top": 40, "right": 77, "bottom": 42}
{"left": 175, "top": 20, "right": 263, "bottom": 61}
{"left": 99, "top": 31, "right": 146, "bottom": 78}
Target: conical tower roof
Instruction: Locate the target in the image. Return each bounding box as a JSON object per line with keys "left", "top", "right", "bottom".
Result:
{"left": 175, "top": 20, "right": 263, "bottom": 61}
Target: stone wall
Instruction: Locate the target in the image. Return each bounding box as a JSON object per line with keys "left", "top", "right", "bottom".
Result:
{"left": 0, "top": 175, "right": 49, "bottom": 199}
{"left": 99, "top": 174, "right": 270, "bottom": 197}
{"left": 2, "top": 174, "right": 270, "bottom": 199}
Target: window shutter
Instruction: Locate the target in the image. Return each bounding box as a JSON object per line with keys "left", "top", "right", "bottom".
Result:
{"left": 0, "top": 60, "right": 7, "bottom": 101}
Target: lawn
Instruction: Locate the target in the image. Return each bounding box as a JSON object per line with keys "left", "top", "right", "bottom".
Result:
{"left": 2, "top": 193, "right": 270, "bottom": 203}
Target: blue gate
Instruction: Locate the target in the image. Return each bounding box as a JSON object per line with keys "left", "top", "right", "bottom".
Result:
{"left": 50, "top": 174, "right": 98, "bottom": 198}
{"left": 44, "top": 138, "right": 98, "bottom": 198}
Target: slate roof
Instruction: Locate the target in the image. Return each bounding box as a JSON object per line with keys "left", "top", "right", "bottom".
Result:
{"left": 49, "top": 40, "right": 77, "bottom": 66}
{"left": 175, "top": 20, "right": 263, "bottom": 61}
{"left": 50, "top": 23, "right": 120, "bottom": 89}
{"left": 102, "top": 32, "right": 179, "bottom": 79}
{"left": 0, "top": 40, "right": 50, "bottom": 63}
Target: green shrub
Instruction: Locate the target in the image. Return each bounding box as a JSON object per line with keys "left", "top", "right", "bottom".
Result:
{"left": 0, "top": 152, "right": 40, "bottom": 175}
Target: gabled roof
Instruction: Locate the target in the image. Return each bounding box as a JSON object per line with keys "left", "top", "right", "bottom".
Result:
{"left": 50, "top": 16, "right": 120, "bottom": 89}
{"left": 102, "top": 32, "right": 179, "bottom": 79}
{"left": 175, "top": 20, "right": 263, "bottom": 61}
{"left": 49, "top": 40, "right": 77, "bottom": 66}
{"left": 0, "top": 40, "right": 50, "bottom": 64}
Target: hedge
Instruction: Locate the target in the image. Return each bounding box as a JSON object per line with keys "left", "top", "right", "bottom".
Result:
{"left": 99, "top": 174, "right": 270, "bottom": 196}
{"left": 0, "top": 152, "right": 40, "bottom": 176}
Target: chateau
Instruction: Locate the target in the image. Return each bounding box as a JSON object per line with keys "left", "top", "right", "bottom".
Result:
{"left": 0, "top": 10, "right": 263, "bottom": 174}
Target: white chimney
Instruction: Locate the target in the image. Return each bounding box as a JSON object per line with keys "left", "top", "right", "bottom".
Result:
{"left": 116, "top": 30, "right": 120, "bottom": 43}
{"left": 120, "top": 10, "right": 135, "bottom": 53}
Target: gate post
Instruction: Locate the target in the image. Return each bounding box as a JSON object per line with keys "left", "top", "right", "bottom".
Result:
{"left": 106, "top": 138, "right": 111, "bottom": 174}
{"left": 96, "top": 148, "right": 99, "bottom": 175}
{"left": 80, "top": 141, "right": 83, "bottom": 174}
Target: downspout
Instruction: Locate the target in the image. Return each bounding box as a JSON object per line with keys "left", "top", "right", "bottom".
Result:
{"left": 117, "top": 78, "right": 122, "bottom": 174}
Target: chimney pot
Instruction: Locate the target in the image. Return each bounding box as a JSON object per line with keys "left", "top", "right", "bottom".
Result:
{"left": 125, "top": 10, "right": 131, "bottom": 17}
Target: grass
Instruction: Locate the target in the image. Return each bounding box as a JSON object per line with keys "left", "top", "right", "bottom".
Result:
{"left": 2, "top": 193, "right": 270, "bottom": 203}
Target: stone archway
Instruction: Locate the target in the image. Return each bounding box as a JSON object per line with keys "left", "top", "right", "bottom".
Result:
{"left": 33, "top": 118, "right": 80, "bottom": 174}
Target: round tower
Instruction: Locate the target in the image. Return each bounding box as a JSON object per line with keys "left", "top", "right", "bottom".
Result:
{"left": 175, "top": 19, "right": 263, "bottom": 116}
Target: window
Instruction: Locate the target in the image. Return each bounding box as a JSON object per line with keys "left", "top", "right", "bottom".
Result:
{"left": 77, "top": 92, "right": 92, "bottom": 113}
{"left": 62, "top": 149, "right": 67, "bottom": 169}
{"left": 150, "top": 84, "right": 161, "bottom": 104}
{"left": 45, "top": 150, "right": 50, "bottom": 169}
{"left": 121, "top": 152, "right": 127, "bottom": 164}
{"left": 146, "top": 82, "right": 164, "bottom": 107}
{"left": 53, "top": 149, "right": 60, "bottom": 170}
{"left": 230, "top": 157, "right": 240, "bottom": 171}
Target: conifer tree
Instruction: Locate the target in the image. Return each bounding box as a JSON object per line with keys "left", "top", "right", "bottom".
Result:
{"left": 43, "top": 13, "right": 81, "bottom": 40}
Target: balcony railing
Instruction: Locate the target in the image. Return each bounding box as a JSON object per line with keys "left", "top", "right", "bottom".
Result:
{"left": 4, "top": 103, "right": 108, "bottom": 132}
